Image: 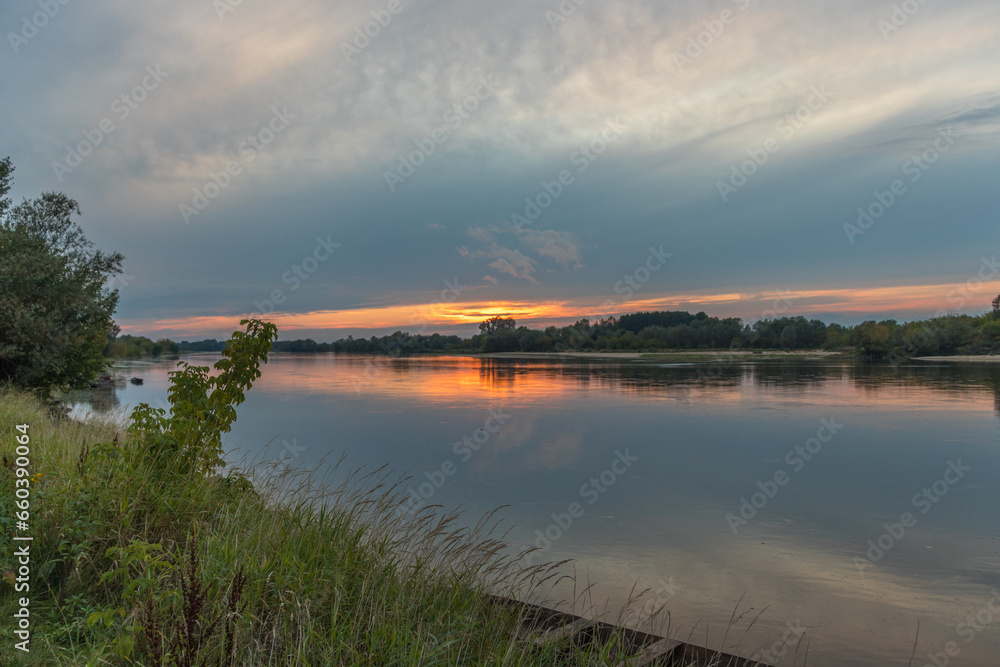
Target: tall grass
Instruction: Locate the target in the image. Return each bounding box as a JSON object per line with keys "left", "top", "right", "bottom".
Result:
{"left": 0, "top": 388, "right": 628, "bottom": 665}
{"left": 1, "top": 387, "right": 789, "bottom": 666}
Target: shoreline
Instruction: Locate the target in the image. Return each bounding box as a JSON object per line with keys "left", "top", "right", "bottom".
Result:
{"left": 0, "top": 387, "right": 762, "bottom": 666}
{"left": 454, "top": 349, "right": 849, "bottom": 361}
{"left": 912, "top": 355, "right": 1000, "bottom": 363}
{"left": 107, "top": 349, "right": 1000, "bottom": 364}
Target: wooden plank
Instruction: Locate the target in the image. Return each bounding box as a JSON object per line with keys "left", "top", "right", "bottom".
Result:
{"left": 483, "top": 592, "right": 763, "bottom": 666}
{"left": 533, "top": 617, "right": 592, "bottom": 646}
{"left": 615, "top": 637, "right": 683, "bottom": 667}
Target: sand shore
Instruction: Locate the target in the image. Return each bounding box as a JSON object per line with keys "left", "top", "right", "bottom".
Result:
{"left": 463, "top": 349, "right": 845, "bottom": 361}
{"left": 912, "top": 355, "right": 1000, "bottom": 363}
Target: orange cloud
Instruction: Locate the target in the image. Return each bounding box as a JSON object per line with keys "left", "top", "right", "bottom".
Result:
{"left": 119, "top": 278, "right": 1000, "bottom": 338}
{"left": 121, "top": 301, "right": 572, "bottom": 337}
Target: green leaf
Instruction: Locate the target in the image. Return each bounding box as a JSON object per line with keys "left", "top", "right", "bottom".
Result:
{"left": 114, "top": 633, "right": 135, "bottom": 658}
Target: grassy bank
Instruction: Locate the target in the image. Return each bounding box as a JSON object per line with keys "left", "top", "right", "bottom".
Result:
{"left": 3, "top": 387, "right": 700, "bottom": 666}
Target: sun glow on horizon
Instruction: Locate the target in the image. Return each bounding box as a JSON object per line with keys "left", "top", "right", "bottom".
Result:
{"left": 117, "top": 276, "right": 1000, "bottom": 340}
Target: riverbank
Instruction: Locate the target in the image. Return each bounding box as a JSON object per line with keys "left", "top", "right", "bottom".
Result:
{"left": 0, "top": 388, "right": 527, "bottom": 664}
{"left": 912, "top": 355, "right": 1000, "bottom": 363}
{"left": 464, "top": 349, "right": 849, "bottom": 362}
{"left": 1, "top": 387, "right": 759, "bottom": 666}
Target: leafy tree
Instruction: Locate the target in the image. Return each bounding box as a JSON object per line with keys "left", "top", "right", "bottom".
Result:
{"left": 105, "top": 334, "right": 176, "bottom": 358}
{"left": 0, "top": 158, "right": 124, "bottom": 392}
{"left": 315, "top": 306, "right": 1000, "bottom": 357}
{"left": 993, "top": 294, "right": 1000, "bottom": 315}
{"left": 151, "top": 338, "right": 179, "bottom": 357}
{"left": 129, "top": 319, "right": 278, "bottom": 476}
{"left": 479, "top": 316, "right": 516, "bottom": 335}
{"left": 981, "top": 318, "right": 1000, "bottom": 346}
{"left": 617, "top": 311, "right": 698, "bottom": 334}
{"left": 0, "top": 157, "right": 11, "bottom": 219}
{"left": 778, "top": 324, "right": 798, "bottom": 349}
{"left": 853, "top": 320, "right": 894, "bottom": 359}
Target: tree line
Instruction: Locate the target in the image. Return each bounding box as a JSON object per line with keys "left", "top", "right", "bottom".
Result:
{"left": 110, "top": 307, "right": 1000, "bottom": 362}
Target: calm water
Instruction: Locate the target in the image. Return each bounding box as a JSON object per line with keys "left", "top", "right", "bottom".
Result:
{"left": 69, "top": 354, "right": 1000, "bottom": 666}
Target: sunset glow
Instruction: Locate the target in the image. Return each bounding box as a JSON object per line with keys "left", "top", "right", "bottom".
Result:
{"left": 6, "top": 2, "right": 1000, "bottom": 664}
{"left": 120, "top": 278, "right": 1000, "bottom": 339}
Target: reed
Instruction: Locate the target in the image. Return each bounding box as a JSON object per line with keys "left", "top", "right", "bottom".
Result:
{"left": 0, "top": 386, "right": 794, "bottom": 665}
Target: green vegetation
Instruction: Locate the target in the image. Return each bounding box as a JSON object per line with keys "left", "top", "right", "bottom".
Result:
{"left": 104, "top": 336, "right": 180, "bottom": 360}
{"left": 118, "top": 303, "right": 1000, "bottom": 364}
{"left": 108, "top": 338, "right": 339, "bottom": 358}
{"left": 0, "top": 157, "right": 123, "bottom": 392}
{"left": 1, "top": 320, "right": 703, "bottom": 666}
{"left": 321, "top": 307, "right": 1000, "bottom": 362}
{"left": 854, "top": 313, "right": 1000, "bottom": 362}
{"left": 479, "top": 316, "right": 517, "bottom": 336}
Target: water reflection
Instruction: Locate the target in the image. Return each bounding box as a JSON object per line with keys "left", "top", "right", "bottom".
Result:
{"left": 67, "top": 355, "right": 1000, "bottom": 665}
{"left": 77, "top": 356, "right": 1000, "bottom": 418}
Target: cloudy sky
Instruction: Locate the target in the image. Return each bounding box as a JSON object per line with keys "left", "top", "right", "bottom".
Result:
{"left": 2, "top": 0, "right": 999, "bottom": 340}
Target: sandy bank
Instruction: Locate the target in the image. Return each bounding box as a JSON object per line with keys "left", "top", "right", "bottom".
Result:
{"left": 461, "top": 349, "right": 844, "bottom": 361}
{"left": 912, "top": 355, "right": 1000, "bottom": 363}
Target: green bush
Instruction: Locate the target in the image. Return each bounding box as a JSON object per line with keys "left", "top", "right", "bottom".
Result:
{"left": 5, "top": 320, "right": 660, "bottom": 666}
{"left": 0, "top": 157, "right": 123, "bottom": 393}
{"left": 128, "top": 319, "right": 277, "bottom": 477}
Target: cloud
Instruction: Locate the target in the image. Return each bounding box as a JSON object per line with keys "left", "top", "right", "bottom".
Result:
{"left": 854, "top": 90, "right": 1000, "bottom": 152}
{"left": 519, "top": 229, "right": 584, "bottom": 268}
{"left": 489, "top": 248, "right": 537, "bottom": 283}
{"left": 2, "top": 0, "right": 1000, "bottom": 337}
{"left": 940, "top": 92, "right": 1000, "bottom": 141}
{"left": 467, "top": 226, "right": 496, "bottom": 244}
{"left": 464, "top": 223, "right": 585, "bottom": 283}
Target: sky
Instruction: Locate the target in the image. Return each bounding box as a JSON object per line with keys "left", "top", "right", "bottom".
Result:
{"left": 2, "top": 0, "right": 999, "bottom": 341}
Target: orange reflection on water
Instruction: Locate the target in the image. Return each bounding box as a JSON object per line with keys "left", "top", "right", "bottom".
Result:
{"left": 255, "top": 355, "right": 581, "bottom": 408}
{"left": 246, "top": 355, "right": 998, "bottom": 416}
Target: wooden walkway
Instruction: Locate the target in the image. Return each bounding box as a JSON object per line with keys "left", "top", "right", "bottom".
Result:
{"left": 486, "top": 594, "right": 769, "bottom": 666}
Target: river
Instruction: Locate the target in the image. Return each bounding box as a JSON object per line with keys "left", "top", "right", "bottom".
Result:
{"left": 68, "top": 354, "right": 1000, "bottom": 666}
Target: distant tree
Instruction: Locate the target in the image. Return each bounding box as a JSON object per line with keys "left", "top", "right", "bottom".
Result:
{"left": 778, "top": 324, "right": 798, "bottom": 349}
{"left": 178, "top": 339, "right": 226, "bottom": 353}
{"left": 479, "top": 316, "right": 516, "bottom": 336}
{"left": 152, "top": 338, "right": 179, "bottom": 356}
{"left": 103, "top": 322, "right": 122, "bottom": 356}
{"left": 993, "top": 294, "right": 1000, "bottom": 314}
{"left": 981, "top": 318, "right": 1000, "bottom": 348}
{"left": 0, "top": 157, "right": 11, "bottom": 220}
{"left": 853, "top": 320, "right": 893, "bottom": 360}
{"left": 0, "top": 157, "right": 123, "bottom": 391}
